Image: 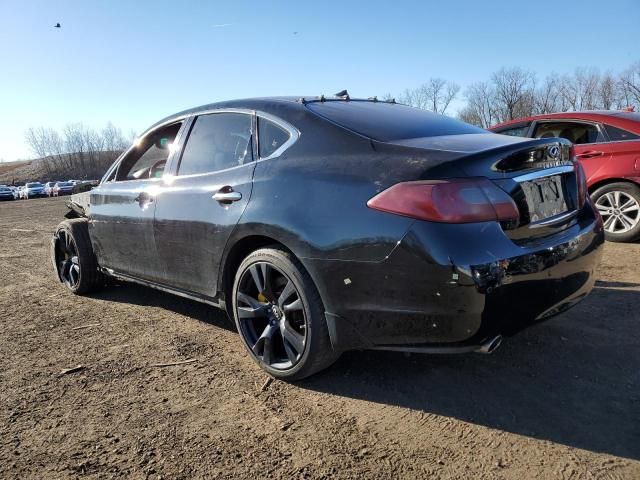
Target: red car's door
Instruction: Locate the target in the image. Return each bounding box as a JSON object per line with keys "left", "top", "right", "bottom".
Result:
{"left": 573, "top": 142, "right": 615, "bottom": 185}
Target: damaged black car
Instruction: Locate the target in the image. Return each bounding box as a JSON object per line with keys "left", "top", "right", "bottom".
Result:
{"left": 51, "top": 96, "right": 604, "bottom": 380}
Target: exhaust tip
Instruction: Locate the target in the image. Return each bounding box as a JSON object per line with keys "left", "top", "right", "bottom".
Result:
{"left": 476, "top": 335, "right": 502, "bottom": 354}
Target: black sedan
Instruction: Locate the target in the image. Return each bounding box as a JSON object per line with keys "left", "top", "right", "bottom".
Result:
{"left": 51, "top": 96, "right": 604, "bottom": 380}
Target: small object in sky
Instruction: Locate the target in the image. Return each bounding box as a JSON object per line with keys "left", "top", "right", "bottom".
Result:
{"left": 54, "top": 23, "right": 61, "bottom": 28}
{"left": 293, "top": 31, "right": 298, "bottom": 35}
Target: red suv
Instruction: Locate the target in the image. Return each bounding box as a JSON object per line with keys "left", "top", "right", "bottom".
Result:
{"left": 491, "top": 111, "right": 640, "bottom": 242}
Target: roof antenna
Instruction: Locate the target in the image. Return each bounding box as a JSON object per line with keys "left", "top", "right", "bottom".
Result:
{"left": 318, "top": 94, "right": 326, "bottom": 102}
{"left": 334, "top": 89, "right": 350, "bottom": 100}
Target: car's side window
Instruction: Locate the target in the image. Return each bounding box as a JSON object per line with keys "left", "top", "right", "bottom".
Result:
{"left": 116, "top": 122, "right": 182, "bottom": 181}
{"left": 495, "top": 125, "right": 530, "bottom": 137}
{"left": 604, "top": 124, "right": 640, "bottom": 141}
{"left": 177, "top": 113, "right": 253, "bottom": 176}
{"left": 533, "top": 122, "right": 605, "bottom": 144}
{"left": 258, "top": 117, "right": 291, "bottom": 158}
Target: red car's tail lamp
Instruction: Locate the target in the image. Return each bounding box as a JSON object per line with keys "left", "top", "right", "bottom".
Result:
{"left": 367, "top": 178, "right": 520, "bottom": 224}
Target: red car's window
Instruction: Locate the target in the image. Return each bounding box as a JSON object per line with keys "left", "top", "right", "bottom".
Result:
{"left": 604, "top": 124, "right": 640, "bottom": 141}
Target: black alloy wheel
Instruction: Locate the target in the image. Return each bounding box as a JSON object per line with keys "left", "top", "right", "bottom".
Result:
{"left": 232, "top": 248, "right": 339, "bottom": 380}
{"left": 51, "top": 219, "right": 104, "bottom": 294}
{"left": 53, "top": 228, "right": 81, "bottom": 289}
{"left": 236, "top": 261, "right": 307, "bottom": 370}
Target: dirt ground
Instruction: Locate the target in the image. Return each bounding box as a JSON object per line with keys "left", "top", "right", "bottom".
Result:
{"left": 0, "top": 197, "right": 638, "bottom": 479}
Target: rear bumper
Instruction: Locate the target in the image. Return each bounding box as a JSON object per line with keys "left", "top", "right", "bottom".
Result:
{"left": 306, "top": 202, "right": 604, "bottom": 352}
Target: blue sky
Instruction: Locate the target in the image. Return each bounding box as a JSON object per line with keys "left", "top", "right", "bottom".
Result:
{"left": 0, "top": 0, "right": 638, "bottom": 161}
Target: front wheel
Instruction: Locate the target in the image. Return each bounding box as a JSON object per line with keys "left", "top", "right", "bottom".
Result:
{"left": 51, "top": 219, "right": 105, "bottom": 294}
{"left": 232, "top": 247, "right": 339, "bottom": 381}
{"left": 592, "top": 182, "right": 640, "bottom": 242}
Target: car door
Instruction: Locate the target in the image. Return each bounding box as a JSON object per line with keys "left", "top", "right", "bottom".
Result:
{"left": 89, "top": 120, "right": 185, "bottom": 281}
{"left": 530, "top": 120, "right": 613, "bottom": 181}
{"left": 152, "top": 110, "right": 256, "bottom": 297}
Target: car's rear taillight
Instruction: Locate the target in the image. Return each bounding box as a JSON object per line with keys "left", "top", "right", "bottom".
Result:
{"left": 367, "top": 178, "right": 519, "bottom": 224}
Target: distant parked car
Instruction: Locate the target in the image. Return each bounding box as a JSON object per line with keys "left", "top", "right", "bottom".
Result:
{"left": 490, "top": 110, "right": 640, "bottom": 242}
{"left": 23, "top": 182, "right": 47, "bottom": 199}
{"left": 0, "top": 185, "right": 14, "bottom": 201}
{"left": 44, "top": 181, "right": 58, "bottom": 197}
{"left": 53, "top": 181, "right": 74, "bottom": 196}
{"left": 10, "top": 186, "right": 19, "bottom": 200}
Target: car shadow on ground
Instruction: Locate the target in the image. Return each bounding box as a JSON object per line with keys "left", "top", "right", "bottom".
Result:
{"left": 300, "top": 286, "right": 640, "bottom": 461}
{"left": 89, "top": 282, "right": 639, "bottom": 460}
{"left": 90, "top": 283, "right": 235, "bottom": 332}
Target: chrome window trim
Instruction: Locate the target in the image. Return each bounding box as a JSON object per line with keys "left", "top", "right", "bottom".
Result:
{"left": 101, "top": 108, "right": 300, "bottom": 183}
{"left": 513, "top": 165, "right": 574, "bottom": 183}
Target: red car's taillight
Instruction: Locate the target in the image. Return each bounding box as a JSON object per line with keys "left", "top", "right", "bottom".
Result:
{"left": 367, "top": 178, "right": 519, "bottom": 224}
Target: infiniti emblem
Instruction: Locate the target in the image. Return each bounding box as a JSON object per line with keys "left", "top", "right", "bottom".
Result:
{"left": 548, "top": 145, "right": 560, "bottom": 159}
{"left": 271, "top": 305, "right": 283, "bottom": 320}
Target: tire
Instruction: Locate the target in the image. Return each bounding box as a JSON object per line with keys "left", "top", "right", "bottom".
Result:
{"left": 232, "top": 247, "right": 339, "bottom": 381}
{"left": 51, "top": 219, "right": 105, "bottom": 294}
{"left": 591, "top": 182, "right": 640, "bottom": 243}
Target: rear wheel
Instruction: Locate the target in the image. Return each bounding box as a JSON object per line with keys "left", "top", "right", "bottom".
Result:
{"left": 232, "top": 247, "right": 339, "bottom": 381}
{"left": 592, "top": 182, "right": 640, "bottom": 242}
{"left": 51, "top": 219, "right": 105, "bottom": 294}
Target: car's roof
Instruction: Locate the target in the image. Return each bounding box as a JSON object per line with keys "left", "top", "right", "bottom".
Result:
{"left": 491, "top": 110, "right": 640, "bottom": 133}
{"left": 144, "top": 96, "right": 400, "bottom": 136}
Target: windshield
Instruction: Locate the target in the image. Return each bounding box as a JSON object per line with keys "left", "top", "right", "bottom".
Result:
{"left": 306, "top": 101, "right": 485, "bottom": 142}
{"left": 26, "top": 182, "right": 43, "bottom": 187}
{"left": 57, "top": 182, "right": 73, "bottom": 187}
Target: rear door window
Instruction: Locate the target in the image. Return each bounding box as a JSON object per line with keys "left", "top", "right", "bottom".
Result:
{"left": 532, "top": 122, "right": 606, "bottom": 144}
{"left": 603, "top": 124, "right": 640, "bottom": 141}
{"left": 258, "top": 117, "right": 291, "bottom": 158}
{"left": 178, "top": 113, "right": 253, "bottom": 176}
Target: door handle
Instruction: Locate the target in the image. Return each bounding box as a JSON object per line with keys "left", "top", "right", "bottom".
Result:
{"left": 213, "top": 187, "right": 242, "bottom": 204}
{"left": 576, "top": 150, "right": 603, "bottom": 159}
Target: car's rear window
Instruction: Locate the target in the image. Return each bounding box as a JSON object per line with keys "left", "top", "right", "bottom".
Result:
{"left": 306, "top": 101, "right": 484, "bottom": 142}
{"left": 26, "top": 182, "right": 42, "bottom": 187}
{"left": 57, "top": 182, "right": 73, "bottom": 187}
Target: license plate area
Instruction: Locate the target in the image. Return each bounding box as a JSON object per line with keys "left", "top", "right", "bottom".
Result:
{"left": 520, "top": 175, "right": 568, "bottom": 222}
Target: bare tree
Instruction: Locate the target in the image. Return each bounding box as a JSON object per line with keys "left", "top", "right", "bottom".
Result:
{"left": 533, "top": 74, "right": 561, "bottom": 114}
{"left": 599, "top": 72, "right": 619, "bottom": 110}
{"left": 619, "top": 61, "right": 640, "bottom": 108}
{"left": 491, "top": 67, "right": 536, "bottom": 122}
{"left": 399, "top": 78, "right": 460, "bottom": 114}
{"left": 459, "top": 81, "right": 496, "bottom": 128}
{"left": 24, "top": 122, "right": 130, "bottom": 180}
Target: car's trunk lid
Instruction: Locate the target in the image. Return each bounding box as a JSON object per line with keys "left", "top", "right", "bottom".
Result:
{"left": 376, "top": 133, "right": 581, "bottom": 242}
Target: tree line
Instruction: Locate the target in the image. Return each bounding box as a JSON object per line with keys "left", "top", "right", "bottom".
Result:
{"left": 24, "top": 123, "right": 135, "bottom": 180}
{"left": 397, "top": 60, "right": 640, "bottom": 128}
{"left": 21, "top": 60, "right": 640, "bottom": 179}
